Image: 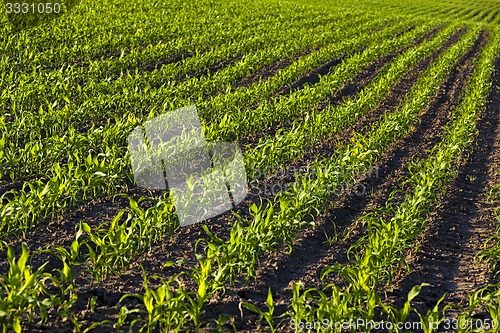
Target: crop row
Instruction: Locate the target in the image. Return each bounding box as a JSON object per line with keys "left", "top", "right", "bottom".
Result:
{"left": 244, "top": 23, "right": 458, "bottom": 175}
{"left": 67, "top": 21, "right": 446, "bottom": 283}
{"left": 112, "top": 25, "right": 481, "bottom": 332}
{"left": 468, "top": 178, "right": 500, "bottom": 331}
{"left": 0, "top": 14, "right": 399, "bottom": 183}
{"left": 205, "top": 21, "right": 434, "bottom": 141}
{"left": 1, "top": 0, "right": 339, "bottom": 72}
{"left": 1, "top": 11, "right": 393, "bottom": 157}
{"left": 14, "top": 16, "right": 421, "bottom": 273}
{"left": 1, "top": 2, "right": 497, "bottom": 332}
{"left": 1, "top": 12, "right": 342, "bottom": 124}
{"left": 1, "top": 7, "right": 344, "bottom": 103}
{"left": 352, "top": 0, "right": 500, "bottom": 25}
{"left": 290, "top": 26, "right": 498, "bottom": 332}
{"left": 91, "top": 24, "right": 481, "bottom": 332}
{"left": 0, "top": 17, "right": 470, "bottom": 333}
{"left": 0, "top": 18, "right": 415, "bottom": 235}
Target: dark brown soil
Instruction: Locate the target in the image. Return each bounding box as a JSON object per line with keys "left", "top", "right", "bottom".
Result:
{"left": 9, "top": 34, "right": 432, "bottom": 332}
{"left": 197, "top": 28, "right": 482, "bottom": 332}
{"left": 386, "top": 57, "right": 500, "bottom": 322}
{"left": 136, "top": 51, "right": 194, "bottom": 73}
{"left": 5, "top": 23, "right": 498, "bottom": 333}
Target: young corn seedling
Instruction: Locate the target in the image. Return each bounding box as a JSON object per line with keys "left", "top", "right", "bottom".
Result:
{"left": 44, "top": 227, "right": 83, "bottom": 309}
{"left": 0, "top": 243, "right": 57, "bottom": 333}
{"left": 240, "top": 288, "right": 279, "bottom": 333}
{"left": 188, "top": 254, "right": 212, "bottom": 329}
{"left": 417, "top": 294, "right": 449, "bottom": 333}
{"left": 121, "top": 272, "right": 190, "bottom": 333}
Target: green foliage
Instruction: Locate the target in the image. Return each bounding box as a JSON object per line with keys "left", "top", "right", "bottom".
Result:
{"left": 0, "top": 243, "right": 57, "bottom": 333}
{"left": 121, "top": 273, "right": 190, "bottom": 333}
{"left": 240, "top": 288, "right": 281, "bottom": 333}
{"left": 0, "top": 0, "right": 499, "bottom": 331}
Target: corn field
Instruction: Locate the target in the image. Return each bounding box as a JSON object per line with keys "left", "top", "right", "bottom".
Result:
{"left": 1, "top": 0, "right": 500, "bottom": 331}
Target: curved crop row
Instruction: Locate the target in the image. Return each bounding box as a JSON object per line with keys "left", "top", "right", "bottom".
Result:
{"left": 290, "top": 26, "right": 497, "bottom": 332}
{"left": 0, "top": 18, "right": 415, "bottom": 235}
{"left": 109, "top": 26, "right": 481, "bottom": 332}
{"left": 1, "top": 14, "right": 399, "bottom": 182}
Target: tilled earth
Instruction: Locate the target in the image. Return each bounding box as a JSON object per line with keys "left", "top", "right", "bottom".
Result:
{"left": 2, "top": 27, "right": 499, "bottom": 333}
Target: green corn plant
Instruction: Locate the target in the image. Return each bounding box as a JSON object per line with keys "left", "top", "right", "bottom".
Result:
{"left": 244, "top": 22, "right": 454, "bottom": 174}
{"left": 81, "top": 211, "right": 135, "bottom": 280}
{"left": 480, "top": 288, "right": 500, "bottom": 327}
{"left": 307, "top": 24, "right": 499, "bottom": 333}
{"left": 5, "top": 14, "right": 403, "bottom": 173}
{"left": 0, "top": 16, "right": 408, "bottom": 235}
{"left": 2, "top": 10, "right": 392, "bottom": 183}
{"left": 240, "top": 288, "right": 279, "bottom": 333}
{"left": 289, "top": 282, "right": 360, "bottom": 332}
{"left": 208, "top": 19, "right": 429, "bottom": 142}
{"left": 2, "top": 2, "right": 498, "bottom": 332}
{"left": 458, "top": 285, "right": 500, "bottom": 331}
{"left": 44, "top": 227, "right": 83, "bottom": 308}
{"left": 121, "top": 272, "right": 190, "bottom": 333}
{"left": 0, "top": 243, "right": 57, "bottom": 333}
{"left": 189, "top": 255, "right": 212, "bottom": 329}
{"left": 131, "top": 23, "right": 481, "bottom": 330}
{"left": 81, "top": 195, "right": 176, "bottom": 280}
{"left": 274, "top": 22, "right": 486, "bottom": 332}
{"left": 417, "top": 294, "right": 448, "bottom": 333}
